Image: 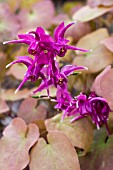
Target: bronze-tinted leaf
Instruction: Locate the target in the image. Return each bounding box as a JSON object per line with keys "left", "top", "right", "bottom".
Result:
{"left": 72, "top": 5, "right": 112, "bottom": 22}
{"left": 0, "top": 86, "right": 56, "bottom": 101}
{"left": 18, "top": 0, "right": 55, "bottom": 30}
{"left": 73, "top": 29, "right": 113, "bottom": 73}
{"left": 0, "top": 3, "right": 20, "bottom": 41}
{"left": 1, "top": 88, "right": 29, "bottom": 101}
{"left": 45, "top": 114, "right": 94, "bottom": 154}
{"left": 101, "top": 36, "right": 113, "bottom": 52}
{"left": 0, "top": 118, "right": 39, "bottom": 170}
{"left": 92, "top": 66, "right": 113, "bottom": 109}
{"left": 87, "top": 0, "right": 113, "bottom": 7}
{"left": 100, "top": 68, "right": 113, "bottom": 110}
{"left": 92, "top": 65, "right": 111, "bottom": 96}
{"left": 30, "top": 131, "right": 80, "bottom": 170}
{"left": 65, "top": 22, "right": 91, "bottom": 42}
{"left": 17, "top": 98, "right": 47, "bottom": 124}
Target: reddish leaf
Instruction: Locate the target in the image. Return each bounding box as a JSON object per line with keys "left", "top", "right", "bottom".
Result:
{"left": 18, "top": 0, "right": 55, "bottom": 30}
{"left": 79, "top": 128, "right": 113, "bottom": 170}
{"left": 72, "top": 5, "right": 112, "bottom": 22}
{"left": 0, "top": 3, "right": 20, "bottom": 41}
{"left": 101, "top": 36, "right": 113, "bottom": 52}
{"left": 0, "top": 118, "right": 39, "bottom": 170}
{"left": 92, "top": 66, "right": 113, "bottom": 110}
{"left": 1, "top": 88, "right": 30, "bottom": 101}
{"left": 20, "top": 0, "right": 41, "bottom": 9}
{"left": 45, "top": 114, "right": 94, "bottom": 154}
{"left": 17, "top": 98, "right": 47, "bottom": 124}
{"left": 87, "top": 0, "right": 113, "bottom": 7}
{"left": 1, "top": 86, "right": 56, "bottom": 101}
{"left": 92, "top": 65, "right": 111, "bottom": 95}
{"left": 0, "top": 98, "right": 9, "bottom": 114}
{"left": 30, "top": 131, "right": 80, "bottom": 170}
{"left": 75, "top": 28, "right": 109, "bottom": 54}
{"left": 65, "top": 22, "right": 91, "bottom": 42}
{"left": 52, "top": 13, "right": 69, "bottom": 25}
{"left": 100, "top": 68, "right": 113, "bottom": 110}
{"left": 73, "top": 29, "right": 113, "bottom": 73}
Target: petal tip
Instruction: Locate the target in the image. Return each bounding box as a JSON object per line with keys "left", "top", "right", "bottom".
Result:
{"left": 84, "top": 67, "right": 88, "bottom": 70}
{"left": 3, "top": 41, "right": 7, "bottom": 45}
{"left": 15, "top": 88, "right": 19, "bottom": 94}
{"left": 6, "top": 63, "right": 11, "bottom": 68}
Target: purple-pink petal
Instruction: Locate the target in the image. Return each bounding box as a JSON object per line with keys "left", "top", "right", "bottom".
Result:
{"left": 61, "top": 65, "right": 87, "bottom": 76}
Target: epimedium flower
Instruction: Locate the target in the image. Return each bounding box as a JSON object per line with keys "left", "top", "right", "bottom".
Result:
{"left": 53, "top": 22, "right": 91, "bottom": 57}
{"left": 3, "top": 27, "right": 54, "bottom": 55}
{"left": 32, "top": 63, "right": 87, "bottom": 94}
{"left": 6, "top": 50, "right": 54, "bottom": 93}
{"left": 3, "top": 22, "right": 91, "bottom": 57}
{"left": 68, "top": 92, "right": 111, "bottom": 134}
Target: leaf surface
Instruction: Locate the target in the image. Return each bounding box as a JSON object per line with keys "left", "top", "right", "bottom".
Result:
{"left": 17, "top": 98, "right": 47, "bottom": 124}
{"left": 45, "top": 114, "right": 94, "bottom": 154}
{"left": 30, "top": 131, "right": 80, "bottom": 170}
{"left": 0, "top": 118, "right": 39, "bottom": 170}
{"left": 79, "top": 128, "right": 113, "bottom": 170}
{"left": 73, "top": 29, "right": 113, "bottom": 73}
{"left": 87, "top": 0, "right": 113, "bottom": 7}
{"left": 72, "top": 5, "right": 112, "bottom": 22}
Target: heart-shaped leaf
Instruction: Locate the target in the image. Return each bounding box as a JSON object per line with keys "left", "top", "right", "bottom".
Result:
{"left": 100, "top": 68, "right": 113, "bottom": 110}
{"left": 92, "top": 65, "right": 111, "bottom": 96}
{"left": 92, "top": 66, "right": 113, "bottom": 109}
{"left": 0, "top": 118, "right": 39, "bottom": 170}
{"left": 87, "top": 0, "right": 113, "bottom": 7}
{"left": 45, "top": 114, "right": 94, "bottom": 154}
{"left": 101, "top": 36, "right": 113, "bottom": 52}
{"left": 72, "top": 5, "right": 112, "bottom": 22}
{"left": 18, "top": 0, "right": 55, "bottom": 31}
{"left": 17, "top": 98, "right": 47, "bottom": 124}
{"left": 1, "top": 88, "right": 30, "bottom": 101}
{"left": 30, "top": 131, "right": 80, "bottom": 170}
{"left": 73, "top": 29, "right": 113, "bottom": 73}
{"left": 0, "top": 3, "right": 20, "bottom": 41}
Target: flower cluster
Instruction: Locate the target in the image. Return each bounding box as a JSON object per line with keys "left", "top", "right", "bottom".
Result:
{"left": 60, "top": 92, "right": 111, "bottom": 134}
{"left": 5, "top": 22, "right": 88, "bottom": 94}
{"left": 4, "top": 22, "right": 111, "bottom": 133}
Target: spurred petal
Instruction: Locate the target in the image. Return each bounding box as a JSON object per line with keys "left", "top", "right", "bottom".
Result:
{"left": 18, "top": 33, "right": 35, "bottom": 41}
{"left": 3, "top": 39, "right": 31, "bottom": 45}
{"left": 66, "top": 44, "right": 91, "bottom": 52}
{"left": 36, "top": 27, "right": 45, "bottom": 35}
{"left": 59, "top": 22, "right": 75, "bottom": 39}
{"left": 32, "top": 79, "right": 52, "bottom": 94}
{"left": 6, "top": 56, "right": 33, "bottom": 68}
{"left": 54, "top": 22, "right": 65, "bottom": 41}
{"left": 61, "top": 65, "right": 87, "bottom": 76}
{"left": 15, "top": 77, "right": 28, "bottom": 93}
